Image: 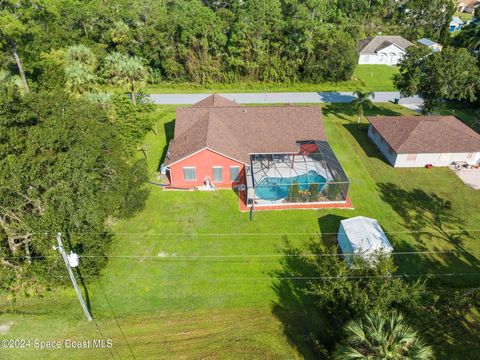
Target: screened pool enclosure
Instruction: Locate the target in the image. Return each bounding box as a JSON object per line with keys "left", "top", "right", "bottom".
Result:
{"left": 246, "top": 141, "right": 349, "bottom": 206}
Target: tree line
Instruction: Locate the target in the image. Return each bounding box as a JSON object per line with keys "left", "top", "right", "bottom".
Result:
{"left": 1, "top": 0, "right": 460, "bottom": 88}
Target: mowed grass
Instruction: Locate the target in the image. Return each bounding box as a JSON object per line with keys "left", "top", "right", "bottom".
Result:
{"left": 455, "top": 11, "right": 474, "bottom": 21}
{"left": 1, "top": 102, "right": 480, "bottom": 359}
{"left": 142, "top": 65, "right": 398, "bottom": 93}
{"left": 436, "top": 102, "right": 480, "bottom": 129}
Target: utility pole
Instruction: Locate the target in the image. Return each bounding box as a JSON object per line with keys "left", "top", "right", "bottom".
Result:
{"left": 54, "top": 233, "right": 93, "bottom": 321}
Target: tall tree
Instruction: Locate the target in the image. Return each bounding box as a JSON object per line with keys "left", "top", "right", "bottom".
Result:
{"left": 454, "top": 21, "right": 480, "bottom": 55}
{"left": 0, "top": 89, "right": 148, "bottom": 295}
{"left": 395, "top": 47, "right": 480, "bottom": 114}
{"left": 0, "top": 0, "right": 56, "bottom": 92}
{"left": 0, "top": 4, "right": 30, "bottom": 92}
{"left": 334, "top": 312, "right": 434, "bottom": 359}
{"left": 395, "top": 0, "right": 455, "bottom": 43}
{"left": 103, "top": 52, "right": 148, "bottom": 105}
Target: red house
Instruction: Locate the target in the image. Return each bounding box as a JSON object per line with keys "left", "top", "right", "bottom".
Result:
{"left": 163, "top": 95, "right": 350, "bottom": 209}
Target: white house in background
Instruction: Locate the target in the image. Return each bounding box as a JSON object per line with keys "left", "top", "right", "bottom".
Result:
{"left": 357, "top": 36, "right": 414, "bottom": 65}
{"left": 367, "top": 115, "right": 480, "bottom": 168}
{"left": 417, "top": 38, "right": 443, "bottom": 52}
{"left": 337, "top": 216, "right": 393, "bottom": 266}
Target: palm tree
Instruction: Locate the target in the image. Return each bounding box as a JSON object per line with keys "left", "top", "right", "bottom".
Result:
{"left": 334, "top": 312, "right": 433, "bottom": 359}
{"left": 351, "top": 91, "right": 375, "bottom": 123}
{"left": 64, "top": 45, "right": 99, "bottom": 95}
{"left": 103, "top": 52, "right": 148, "bottom": 105}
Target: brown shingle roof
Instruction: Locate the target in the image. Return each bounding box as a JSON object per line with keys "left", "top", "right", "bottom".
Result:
{"left": 192, "top": 94, "right": 241, "bottom": 107}
{"left": 367, "top": 116, "right": 480, "bottom": 154}
{"left": 165, "top": 96, "right": 325, "bottom": 165}
{"left": 358, "top": 36, "right": 414, "bottom": 54}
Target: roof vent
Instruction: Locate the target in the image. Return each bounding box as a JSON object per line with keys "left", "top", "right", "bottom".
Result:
{"left": 243, "top": 109, "right": 247, "bottom": 113}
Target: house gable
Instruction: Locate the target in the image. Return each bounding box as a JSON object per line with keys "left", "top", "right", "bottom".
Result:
{"left": 375, "top": 43, "right": 406, "bottom": 55}
{"left": 168, "top": 148, "right": 246, "bottom": 189}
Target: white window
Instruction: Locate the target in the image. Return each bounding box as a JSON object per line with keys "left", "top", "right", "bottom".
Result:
{"left": 183, "top": 167, "right": 196, "bottom": 181}
{"left": 213, "top": 166, "right": 223, "bottom": 182}
{"left": 230, "top": 166, "right": 240, "bottom": 182}
{"left": 407, "top": 154, "right": 417, "bottom": 161}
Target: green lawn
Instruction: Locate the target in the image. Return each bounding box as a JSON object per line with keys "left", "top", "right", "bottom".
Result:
{"left": 140, "top": 65, "right": 398, "bottom": 94}
{"left": 455, "top": 11, "right": 474, "bottom": 22}
{"left": 1, "top": 102, "right": 480, "bottom": 359}
{"left": 436, "top": 102, "right": 479, "bottom": 129}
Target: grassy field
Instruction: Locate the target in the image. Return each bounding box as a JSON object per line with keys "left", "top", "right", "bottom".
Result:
{"left": 1, "top": 102, "right": 480, "bottom": 359}
{"left": 141, "top": 65, "right": 399, "bottom": 94}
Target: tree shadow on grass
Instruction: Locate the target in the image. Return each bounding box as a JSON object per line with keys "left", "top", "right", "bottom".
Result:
{"left": 377, "top": 182, "right": 480, "bottom": 286}
{"left": 271, "top": 235, "right": 338, "bottom": 359}
{"left": 158, "top": 119, "right": 175, "bottom": 172}
{"left": 317, "top": 214, "right": 347, "bottom": 245}
{"left": 322, "top": 103, "right": 404, "bottom": 122}
{"left": 343, "top": 123, "right": 390, "bottom": 164}
{"left": 421, "top": 304, "right": 480, "bottom": 359}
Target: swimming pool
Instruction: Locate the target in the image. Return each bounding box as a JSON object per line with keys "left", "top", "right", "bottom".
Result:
{"left": 255, "top": 170, "right": 327, "bottom": 201}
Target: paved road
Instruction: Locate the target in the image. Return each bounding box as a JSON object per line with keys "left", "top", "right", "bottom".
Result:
{"left": 149, "top": 91, "right": 423, "bottom": 105}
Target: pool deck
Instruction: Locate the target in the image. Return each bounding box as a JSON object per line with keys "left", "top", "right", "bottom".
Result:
{"left": 239, "top": 196, "right": 354, "bottom": 212}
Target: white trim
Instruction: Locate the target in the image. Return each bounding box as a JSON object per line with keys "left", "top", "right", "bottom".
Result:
{"left": 167, "top": 147, "right": 248, "bottom": 167}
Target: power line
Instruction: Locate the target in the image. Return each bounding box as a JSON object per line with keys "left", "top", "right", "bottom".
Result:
{"left": 101, "top": 291, "right": 136, "bottom": 360}
{"left": 7, "top": 272, "right": 480, "bottom": 281}
{"left": 92, "top": 319, "right": 116, "bottom": 359}
{"left": 2, "top": 248, "right": 479, "bottom": 261}
{"left": 7, "top": 228, "right": 480, "bottom": 236}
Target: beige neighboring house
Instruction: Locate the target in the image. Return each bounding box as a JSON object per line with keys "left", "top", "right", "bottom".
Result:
{"left": 367, "top": 116, "right": 480, "bottom": 168}
{"left": 358, "top": 36, "right": 414, "bottom": 66}
{"left": 457, "top": 0, "right": 480, "bottom": 13}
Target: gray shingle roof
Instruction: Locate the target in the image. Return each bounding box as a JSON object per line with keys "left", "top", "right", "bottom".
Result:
{"left": 367, "top": 116, "right": 480, "bottom": 154}
{"left": 165, "top": 95, "right": 325, "bottom": 165}
{"left": 358, "top": 36, "right": 414, "bottom": 54}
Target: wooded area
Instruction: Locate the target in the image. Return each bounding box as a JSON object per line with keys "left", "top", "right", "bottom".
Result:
{"left": 0, "top": 0, "right": 460, "bottom": 87}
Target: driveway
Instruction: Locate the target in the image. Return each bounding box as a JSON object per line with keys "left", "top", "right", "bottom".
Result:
{"left": 148, "top": 91, "right": 423, "bottom": 105}
{"left": 452, "top": 168, "right": 480, "bottom": 190}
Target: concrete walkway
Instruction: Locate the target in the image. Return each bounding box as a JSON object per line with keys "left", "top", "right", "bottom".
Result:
{"left": 149, "top": 91, "right": 423, "bottom": 105}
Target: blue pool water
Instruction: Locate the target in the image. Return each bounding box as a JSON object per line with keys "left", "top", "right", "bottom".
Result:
{"left": 255, "top": 170, "right": 327, "bottom": 201}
